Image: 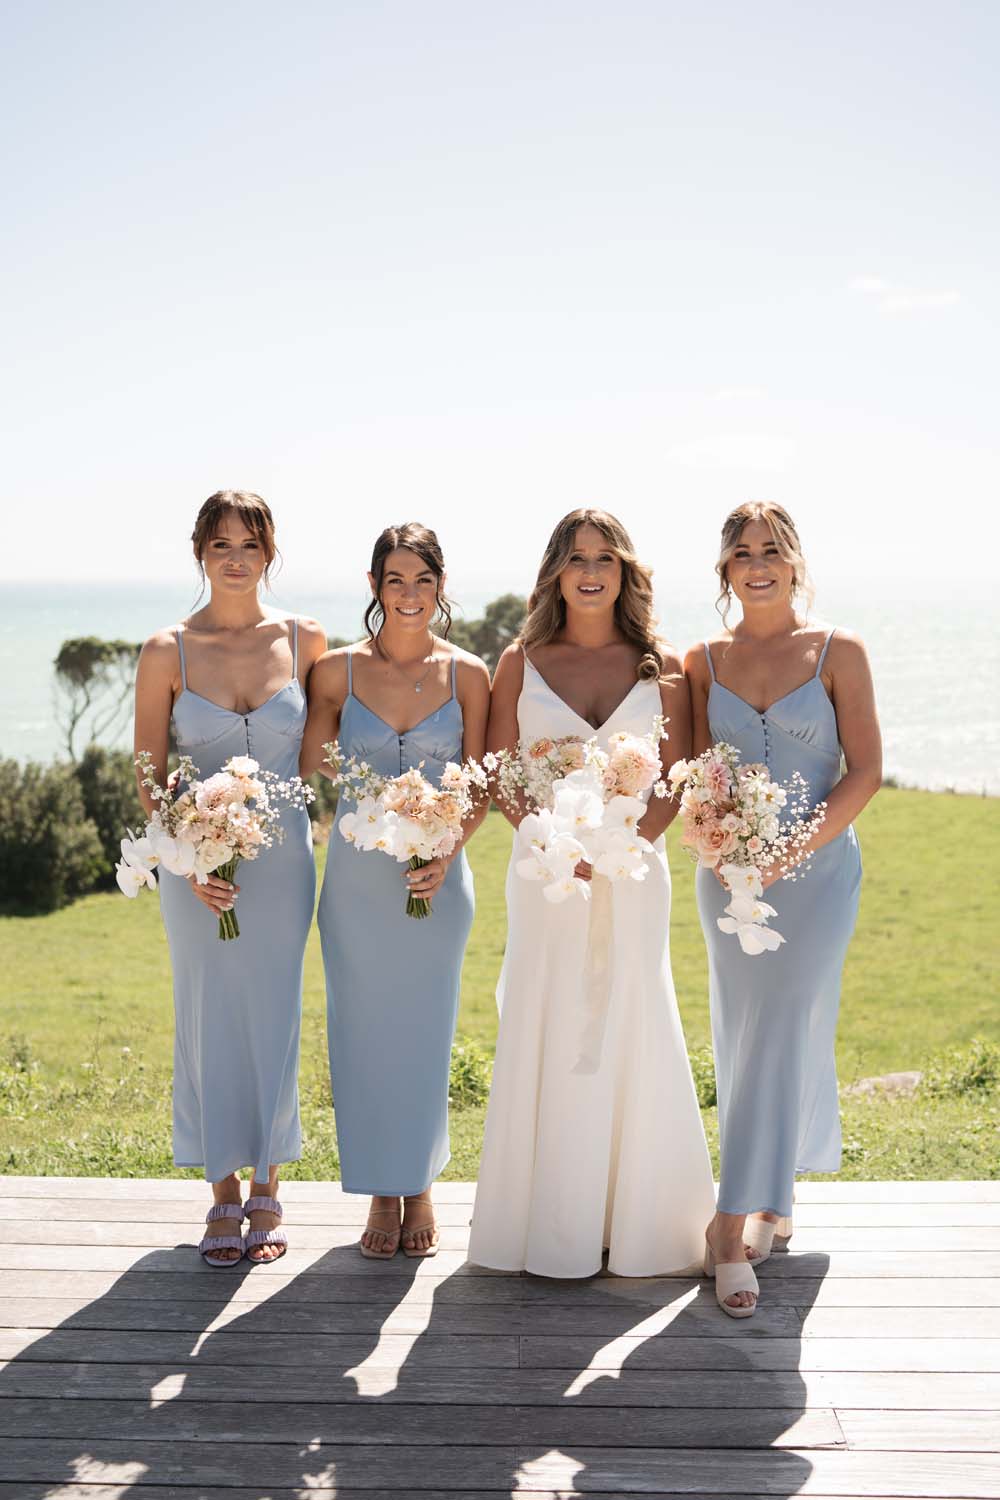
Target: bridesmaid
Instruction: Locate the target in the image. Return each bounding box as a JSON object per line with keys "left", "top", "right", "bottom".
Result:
{"left": 133, "top": 490, "right": 325, "bottom": 1266}
{"left": 687, "top": 501, "right": 881, "bottom": 1316}
{"left": 300, "top": 523, "right": 490, "bottom": 1258}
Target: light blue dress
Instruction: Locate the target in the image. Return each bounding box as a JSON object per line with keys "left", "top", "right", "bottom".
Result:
{"left": 318, "top": 649, "right": 475, "bottom": 1196}
{"left": 696, "top": 631, "right": 863, "bottom": 1218}
{"left": 159, "top": 620, "right": 315, "bottom": 1185}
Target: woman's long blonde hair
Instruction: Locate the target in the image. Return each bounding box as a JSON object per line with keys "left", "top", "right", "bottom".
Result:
{"left": 520, "top": 508, "right": 665, "bottom": 681}
{"left": 716, "top": 501, "right": 814, "bottom": 624}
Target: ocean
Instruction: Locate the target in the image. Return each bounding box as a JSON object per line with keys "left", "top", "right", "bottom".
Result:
{"left": 2, "top": 579, "right": 997, "bottom": 796}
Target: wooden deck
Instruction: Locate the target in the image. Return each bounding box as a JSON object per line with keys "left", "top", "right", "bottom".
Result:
{"left": 0, "top": 1177, "right": 997, "bottom": 1498}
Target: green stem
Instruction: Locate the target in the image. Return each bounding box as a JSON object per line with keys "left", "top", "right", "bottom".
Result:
{"left": 214, "top": 856, "right": 242, "bottom": 941}
{"left": 406, "top": 855, "right": 432, "bottom": 919}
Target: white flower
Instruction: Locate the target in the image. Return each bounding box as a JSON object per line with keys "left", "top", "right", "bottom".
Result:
{"left": 193, "top": 838, "right": 235, "bottom": 879}
{"left": 593, "top": 831, "right": 649, "bottom": 882}
{"left": 340, "top": 798, "right": 398, "bottom": 853}
{"left": 148, "top": 826, "right": 198, "bottom": 878}
{"left": 115, "top": 859, "right": 156, "bottom": 897}
{"left": 602, "top": 795, "right": 646, "bottom": 833}
{"left": 543, "top": 872, "right": 590, "bottom": 903}
{"left": 719, "top": 862, "right": 763, "bottom": 898}
{"left": 551, "top": 774, "right": 604, "bottom": 835}
{"left": 758, "top": 812, "right": 780, "bottom": 842}
{"left": 225, "top": 756, "right": 260, "bottom": 777}
{"left": 717, "top": 910, "right": 786, "bottom": 955}
{"left": 119, "top": 829, "right": 158, "bottom": 873}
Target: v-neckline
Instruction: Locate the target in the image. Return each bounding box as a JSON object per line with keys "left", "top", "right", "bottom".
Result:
{"left": 710, "top": 677, "right": 830, "bottom": 717}
{"left": 178, "top": 679, "right": 301, "bottom": 717}
{"left": 524, "top": 655, "right": 644, "bottom": 734}
{"left": 346, "top": 689, "right": 456, "bottom": 738}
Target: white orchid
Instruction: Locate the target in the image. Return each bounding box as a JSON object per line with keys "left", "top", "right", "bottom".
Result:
{"left": 602, "top": 794, "right": 647, "bottom": 833}
{"left": 592, "top": 831, "right": 650, "bottom": 883}
{"left": 147, "top": 825, "right": 198, "bottom": 879}
{"left": 115, "top": 838, "right": 158, "bottom": 897}
{"left": 551, "top": 771, "right": 604, "bottom": 836}
{"left": 719, "top": 862, "right": 764, "bottom": 898}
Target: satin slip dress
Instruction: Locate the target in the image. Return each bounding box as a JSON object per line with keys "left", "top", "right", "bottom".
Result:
{"left": 318, "top": 648, "right": 475, "bottom": 1196}
{"left": 696, "top": 630, "right": 863, "bottom": 1219}
{"left": 159, "top": 618, "right": 315, "bottom": 1185}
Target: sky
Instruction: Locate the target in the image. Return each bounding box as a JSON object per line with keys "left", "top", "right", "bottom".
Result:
{"left": 2, "top": 0, "right": 997, "bottom": 602}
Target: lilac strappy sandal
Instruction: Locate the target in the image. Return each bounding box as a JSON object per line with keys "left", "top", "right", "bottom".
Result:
{"left": 198, "top": 1202, "right": 245, "bottom": 1268}
{"left": 244, "top": 1195, "right": 288, "bottom": 1264}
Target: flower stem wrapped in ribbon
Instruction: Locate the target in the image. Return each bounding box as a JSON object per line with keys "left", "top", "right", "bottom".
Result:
{"left": 323, "top": 743, "right": 488, "bottom": 918}
{"left": 667, "top": 743, "right": 826, "bottom": 955}
{"left": 116, "top": 752, "right": 314, "bottom": 940}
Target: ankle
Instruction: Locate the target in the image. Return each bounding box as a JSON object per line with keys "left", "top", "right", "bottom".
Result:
{"left": 212, "top": 1174, "right": 242, "bottom": 1206}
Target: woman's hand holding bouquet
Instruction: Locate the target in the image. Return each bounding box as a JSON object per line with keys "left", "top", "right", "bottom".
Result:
{"left": 668, "top": 744, "right": 826, "bottom": 955}
{"left": 116, "top": 753, "right": 314, "bottom": 940}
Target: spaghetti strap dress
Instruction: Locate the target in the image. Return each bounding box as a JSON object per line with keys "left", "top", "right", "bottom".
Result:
{"left": 468, "top": 656, "right": 715, "bottom": 1278}
{"left": 158, "top": 618, "right": 315, "bottom": 1185}
{"left": 696, "top": 630, "right": 863, "bottom": 1219}
{"left": 318, "top": 649, "right": 475, "bottom": 1196}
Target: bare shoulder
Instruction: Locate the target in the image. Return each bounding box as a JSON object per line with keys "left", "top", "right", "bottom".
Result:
{"left": 493, "top": 642, "right": 526, "bottom": 689}
{"left": 451, "top": 644, "right": 491, "bottom": 692}
{"left": 294, "top": 614, "right": 326, "bottom": 642}
{"left": 310, "top": 644, "right": 352, "bottom": 700}
{"left": 825, "top": 626, "right": 871, "bottom": 674}
{"left": 683, "top": 637, "right": 716, "bottom": 685}
{"left": 658, "top": 643, "right": 684, "bottom": 680}
{"left": 139, "top": 627, "right": 181, "bottom": 668}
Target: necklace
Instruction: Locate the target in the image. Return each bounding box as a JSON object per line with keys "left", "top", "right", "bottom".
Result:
{"left": 379, "top": 636, "right": 438, "bottom": 693}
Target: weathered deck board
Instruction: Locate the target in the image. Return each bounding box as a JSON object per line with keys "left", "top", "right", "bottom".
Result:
{"left": 0, "top": 1439, "right": 998, "bottom": 1495}
{"left": 0, "top": 1178, "right": 996, "bottom": 1498}
{"left": 7, "top": 1267, "right": 1000, "bottom": 1309}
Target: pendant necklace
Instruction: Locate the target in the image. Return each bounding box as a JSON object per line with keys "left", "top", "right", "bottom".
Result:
{"left": 380, "top": 636, "right": 437, "bottom": 693}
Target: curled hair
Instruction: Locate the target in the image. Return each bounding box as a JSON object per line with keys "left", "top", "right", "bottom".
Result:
{"left": 715, "top": 501, "right": 814, "bottom": 624}
{"left": 520, "top": 509, "right": 665, "bottom": 681}
{"left": 364, "top": 522, "right": 453, "bottom": 646}
{"left": 191, "top": 490, "right": 280, "bottom": 591}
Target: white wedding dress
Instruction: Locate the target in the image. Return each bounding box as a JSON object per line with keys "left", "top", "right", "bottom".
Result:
{"left": 468, "top": 656, "right": 716, "bottom": 1277}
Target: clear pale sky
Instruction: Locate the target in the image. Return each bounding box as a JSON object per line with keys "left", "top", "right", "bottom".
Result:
{"left": 2, "top": 0, "right": 996, "bottom": 599}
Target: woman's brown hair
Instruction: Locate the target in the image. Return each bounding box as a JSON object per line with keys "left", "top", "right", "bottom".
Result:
{"left": 520, "top": 508, "right": 665, "bottom": 681}
{"left": 716, "top": 501, "right": 814, "bottom": 624}
{"left": 191, "top": 490, "right": 279, "bottom": 590}
{"left": 364, "top": 522, "right": 453, "bottom": 646}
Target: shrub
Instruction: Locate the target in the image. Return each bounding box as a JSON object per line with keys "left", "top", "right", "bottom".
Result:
{"left": 0, "top": 759, "right": 103, "bottom": 913}
{"left": 74, "top": 745, "right": 146, "bottom": 886}
{"left": 922, "top": 1038, "right": 1000, "bottom": 1098}
{"left": 449, "top": 1036, "right": 493, "bottom": 1108}
{"left": 688, "top": 1044, "right": 717, "bottom": 1108}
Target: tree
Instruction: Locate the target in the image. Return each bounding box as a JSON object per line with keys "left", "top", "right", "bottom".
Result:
{"left": 53, "top": 637, "right": 141, "bottom": 761}
{"left": 448, "top": 594, "right": 526, "bottom": 673}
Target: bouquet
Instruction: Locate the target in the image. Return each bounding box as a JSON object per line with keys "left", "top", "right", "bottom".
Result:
{"left": 116, "top": 753, "right": 314, "bottom": 940}
{"left": 667, "top": 744, "right": 826, "bottom": 954}
{"left": 486, "top": 722, "right": 669, "bottom": 903}
{"left": 323, "top": 744, "right": 487, "bottom": 918}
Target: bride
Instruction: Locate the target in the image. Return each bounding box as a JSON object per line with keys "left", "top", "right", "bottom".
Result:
{"left": 468, "top": 509, "right": 715, "bottom": 1277}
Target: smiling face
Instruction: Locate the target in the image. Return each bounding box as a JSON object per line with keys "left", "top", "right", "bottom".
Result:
{"left": 725, "top": 517, "right": 796, "bottom": 611}
{"left": 370, "top": 546, "right": 442, "bottom": 634}
{"left": 558, "top": 522, "right": 623, "bottom": 616}
{"left": 200, "top": 510, "right": 268, "bottom": 597}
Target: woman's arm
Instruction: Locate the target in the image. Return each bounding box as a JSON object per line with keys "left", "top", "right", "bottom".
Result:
{"left": 296, "top": 616, "right": 328, "bottom": 687}
{"left": 637, "top": 651, "right": 692, "bottom": 844}
{"left": 762, "top": 630, "right": 882, "bottom": 888}
{"left": 299, "top": 652, "right": 349, "bottom": 779}
{"left": 486, "top": 644, "right": 529, "bottom": 831}
{"left": 132, "top": 631, "right": 179, "bottom": 818}
{"left": 408, "top": 653, "right": 493, "bottom": 903}
{"left": 684, "top": 643, "right": 714, "bottom": 758}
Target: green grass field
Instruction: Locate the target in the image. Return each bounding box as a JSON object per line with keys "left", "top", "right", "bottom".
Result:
{"left": 2, "top": 788, "right": 998, "bottom": 1180}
